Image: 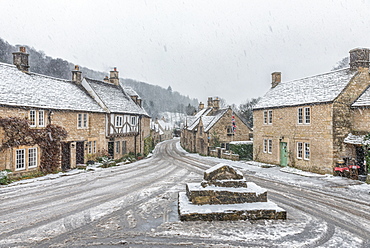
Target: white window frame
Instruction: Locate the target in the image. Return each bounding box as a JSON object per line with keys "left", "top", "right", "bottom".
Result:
{"left": 304, "top": 107, "right": 311, "bottom": 124}
{"left": 263, "top": 139, "right": 267, "bottom": 153}
{"left": 87, "top": 141, "right": 92, "bottom": 154}
{"left": 268, "top": 139, "right": 272, "bottom": 154}
{"left": 268, "top": 110, "right": 273, "bottom": 124}
{"left": 263, "top": 111, "right": 268, "bottom": 124}
{"left": 115, "top": 141, "right": 120, "bottom": 154}
{"left": 38, "top": 110, "right": 45, "bottom": 127}
{"left": 115, "top": 115, "right": 123, "bottom": 127}
{"left": 304, "top": 143, "right": 310, "bottom": 160}
{"left": 28, "top": 147, "right": 38, "bottom": 168}
{"left": 297, "top": 142, "right": 303, "bottom": 159}
{"left": 16, "top": 149, "right": 26, "bottom": 170}
{"left": 131, "top": 116, "right": 136, "bottom": 125}
{"left": 298, "top": 108, "right": 303, "bottom": 124}
{"left": 93, "top": 141, "right": 96, "bottom": 153}
{"left": 78, "top": 113, "right": 88, "bottom": 128}
{"left": 83, "top": 113, "right": 88, "bottom": 128}
{"left": 29, "top": 110, "right": 36, "bottom": 127}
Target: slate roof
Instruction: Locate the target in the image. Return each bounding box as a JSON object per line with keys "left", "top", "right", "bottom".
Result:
{"left": 352, "top": 86, "right": 370, "bottom": 107}
{"left": 254, "top": 68, "right": 357, "bottom": 110}
{"left": 85, "top": 78, "right": 148, "bottom": 116}
{"left": 186, "top": 107, "right": 229, "bottom": 132}
{"left": 123, "top": 85, "right": 142, "bottom": 100}
{"left": 0, "top": 62, "right": 104, "bottom": 112}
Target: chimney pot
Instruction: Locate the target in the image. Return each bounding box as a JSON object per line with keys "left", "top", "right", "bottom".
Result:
{"left": 271, "top": 72, "right": 281, "bottom": 88}
{"left": 349, "top": 48, "right": 370, "bottom": 71}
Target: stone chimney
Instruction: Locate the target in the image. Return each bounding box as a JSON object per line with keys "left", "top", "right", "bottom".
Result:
{"left": 137, "top": 98, "right": 142, "bottom": 107}
{"left": 103, "top": 76, "right": 109, "bottom": 83}
{"left": 12, "top": 46, "right": 29, "bottom": 72}
{"left": 213, "top": 97, "right": 220, "bottom": 111}
{"left": 72, "top": 65, "right": 82, "bottom": 84}
{"left": 109, "top": 67, "right": 119, "bottom": 86}
{"left": 271, "top": 72, "right": 281, "bottom": 88}
{"left": 207, "top": 97, "right": 213, "bottom": 108}
{"left": 198, "top": 102, "right": 204, "bottom": 111}
{"left": 349, "top": 48, "right": 370, "bottom": 71}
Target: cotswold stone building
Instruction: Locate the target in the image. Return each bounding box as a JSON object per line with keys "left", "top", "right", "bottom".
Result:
{"left": 253, "top": 48, "right": 370, "bottom": 174}
{"left": 181, "top": 97, "right": 252, "bottom": 155}
{"left": 0, "top": 47, "right": 150, "bottom": 173}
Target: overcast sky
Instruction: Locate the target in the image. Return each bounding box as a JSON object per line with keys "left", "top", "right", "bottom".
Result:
{"left": 1, "top": 0, "right": 370, "bottom": 105}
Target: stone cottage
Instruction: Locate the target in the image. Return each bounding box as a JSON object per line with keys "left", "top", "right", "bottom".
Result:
{"left": 253, "top": 48, "right": 370, "bottom": 174}
{"left": 181, "top": 97, "right": 252, "bottom": 156}
{"left": 0, "top": 47, "right": 150, "bottom": 173}
{"left": 79, "top": 68, "right": 150, "bottom": 160}
{"left": 0, "top": 47, "right": 107, "bottom": 173}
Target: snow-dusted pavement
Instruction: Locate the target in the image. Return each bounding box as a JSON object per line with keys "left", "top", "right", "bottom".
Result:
{"left": 1, "top": 139, "right": 369, "bottom": 247}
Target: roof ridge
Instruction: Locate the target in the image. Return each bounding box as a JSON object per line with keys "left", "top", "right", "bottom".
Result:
{"left": 282, "top": 68, "right": 350, "bottom": 85}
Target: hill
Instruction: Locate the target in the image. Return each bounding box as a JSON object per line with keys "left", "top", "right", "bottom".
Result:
{"left": 0, "top": 38, "right": 198, "bottom": 118}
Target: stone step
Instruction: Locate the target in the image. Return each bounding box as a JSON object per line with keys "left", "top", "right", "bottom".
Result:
{"left": 178, "top": 192, "right": 286, "bottom": 221}
{"left": 186, "top": 182, "right": 267, "bottom": 205}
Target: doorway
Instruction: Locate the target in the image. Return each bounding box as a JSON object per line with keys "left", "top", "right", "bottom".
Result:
{"left": 76, "top": 141, "right": 85, "bottom": 164}
{"left": 61, "top": 142, "right": 71, "bottom": 171}
{"left": 108, "top": 142, "right": 114, "bottom": 158}
{"left": 280, "top": 142, "right": 288, "bottom": 167}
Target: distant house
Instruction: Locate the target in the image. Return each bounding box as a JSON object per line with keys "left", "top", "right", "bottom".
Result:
{"left": 156, "top": 118, "right": 173, "bottom": 141}
{"left": 181, "top": 97, "right": 252, "bottom": 156}
{"left": 253, "top": 48, "right": 370, "bottom": 175}
{"left": 0, "top": 46, "right": 150, "bottom": 173}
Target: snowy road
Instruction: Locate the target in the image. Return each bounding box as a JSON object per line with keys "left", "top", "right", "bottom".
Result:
{"left": 1, "top": 139, "right": 369, "bottom": 247}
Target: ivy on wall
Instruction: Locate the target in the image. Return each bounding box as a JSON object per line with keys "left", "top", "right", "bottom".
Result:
{"left": 0, "top": 117, "right": 67, "bottom": 173}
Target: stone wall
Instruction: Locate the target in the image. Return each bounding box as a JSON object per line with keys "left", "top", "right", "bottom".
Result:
{"left": 253, "top": 103, "right": 334, "bottom": 173}
{"left": 332, "top": 68, "right": 370, "bottom": 163}
{"left": 181, "top": 108, "right": 252, "bottom": 156}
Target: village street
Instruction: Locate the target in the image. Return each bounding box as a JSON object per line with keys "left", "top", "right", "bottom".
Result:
{"left": 0, "top": 139, "right": 369, "bottom": 248}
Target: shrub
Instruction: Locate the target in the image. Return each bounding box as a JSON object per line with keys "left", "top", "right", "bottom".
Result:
{"left": 229, "top": 142, "right": 253, "bottom": 161}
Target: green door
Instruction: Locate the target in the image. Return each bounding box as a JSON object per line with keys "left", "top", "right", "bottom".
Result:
{"left": 280, "top": 142, "right": 288, "bottom": 167}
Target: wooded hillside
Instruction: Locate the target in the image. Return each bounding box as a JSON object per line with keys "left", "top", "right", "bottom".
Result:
{"left": 0, "top": 38, "right": 198, "bottom": 118}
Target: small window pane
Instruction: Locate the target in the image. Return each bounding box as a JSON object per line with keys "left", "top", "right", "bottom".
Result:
{"left": 298, "top": 108, "right": 303, "bottom": 124}
{"left": 16, "top": 149, "right": 25, "bottom": 170}
{"left": 297, "top": 142, "right": 303, "bottom": 159}
{"left": 30, "top": 110, "right": 36, "bottom": 127}
{"left": 304, "top": 143, "right": 310, "bottom": 160}
{"left": 39, "top": 110, "right": 44, "bottom": 127}
{"left": 305, "top": 107, "right": 310, "bottom": 124}
{"left": 28, "top": 148, "right": 37, "bottom": 168}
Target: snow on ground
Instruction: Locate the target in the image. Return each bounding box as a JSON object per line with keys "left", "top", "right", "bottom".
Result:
{"left": 175, "top": 140, "right": 370, "bottom": 197}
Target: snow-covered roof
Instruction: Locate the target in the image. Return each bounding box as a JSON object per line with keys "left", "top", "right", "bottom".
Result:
{"left": 122, "top": 85, "right": 142, "bottom": 100}
{"left": 186, "top": 107, "right": 229, "bottom": 132}
{"left": 254, "top": 68, "right": 357, "bottom": 110}
{"left": 229, "top": 141, "right": 253, "bottom": 145}
{"left": 85, "top": 78, "right": 148, "bottom": 115}
{"left": 157, "top": 119, "right": 173, "bottom": 130}
{"left": 343, "top": 133, "right": 370, "bottom": 145}
{"left": 352, "top": 86, "right": 370, "bottom": 107}
{"left": 0, "top": 62, "right": 104, "bottom": 112}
